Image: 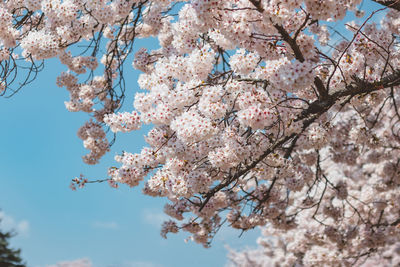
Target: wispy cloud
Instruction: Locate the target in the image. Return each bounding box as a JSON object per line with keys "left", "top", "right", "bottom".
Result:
{"left": 46, "top": 258, "right": 92, "bottom": 267}
{"left": 141, "top": 209, "right": 168, "bottom": 228}
{"left": 0, "top": 211, "right": 30, "bottom": 237}
{"left": 121, "top": 261, "right": 164, "bottom": 267}
{"left": 92, "top": 221, "right": 119, "bottom": 230}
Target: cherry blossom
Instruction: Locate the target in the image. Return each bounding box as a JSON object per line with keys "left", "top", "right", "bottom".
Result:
{"left": 2, "top": 0, "right": 400, "bottom": 265}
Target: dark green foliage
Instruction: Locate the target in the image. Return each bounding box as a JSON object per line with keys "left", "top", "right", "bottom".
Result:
{"left": 0, "top": 226, "right": 25, "bottom": 267}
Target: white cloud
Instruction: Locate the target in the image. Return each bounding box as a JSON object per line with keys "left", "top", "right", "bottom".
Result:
{"left": 46, "top": 259, "right": 164, "bottom": 267}
{"left": 121, "top": 261, "right": 164, "bottom": 267}
{"left": 92, "top": 221, "right": 119, "bottom": 230}
{"left": 46, "top": 258, "right": 92, "bottom": 267}
{"left": 142, "top": 209, "right": 168, "bottom": 228}
{"left": 0, "top": 211, "right": 30, "bottom": 237}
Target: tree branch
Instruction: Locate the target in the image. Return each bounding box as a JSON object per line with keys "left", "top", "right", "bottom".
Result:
{"left": 373, "top": 0, "right": 400, "bottom": 11}
{"left": 248, "top": 0, "right": 328, "bottom": 99}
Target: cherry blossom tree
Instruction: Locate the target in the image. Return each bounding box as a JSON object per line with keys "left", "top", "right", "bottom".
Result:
{"left": 227, "top": 230, "right": 400, "bottom": 266}
{"left": 1, "top": 0, "right": 400, "bottom": 265}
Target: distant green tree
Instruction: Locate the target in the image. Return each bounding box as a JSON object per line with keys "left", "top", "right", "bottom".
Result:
{"left": 0, "top": 224, "right": 25, "bottom": 267}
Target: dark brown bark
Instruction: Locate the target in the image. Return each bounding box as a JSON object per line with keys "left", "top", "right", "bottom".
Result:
{"left": 373, "top": 0, "right": 400, "bottom": 11}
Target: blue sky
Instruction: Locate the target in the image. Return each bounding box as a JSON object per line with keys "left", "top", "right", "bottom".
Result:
{"left": 0, "top": 37, "right": 260, "bottom": 267}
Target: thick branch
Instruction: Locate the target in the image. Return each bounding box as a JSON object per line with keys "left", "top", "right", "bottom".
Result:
{"left": 373, "top": 0, "right": 400, "bottom": 11}
{"left": 248, "top": 0, "right": 264, "bottom": 12}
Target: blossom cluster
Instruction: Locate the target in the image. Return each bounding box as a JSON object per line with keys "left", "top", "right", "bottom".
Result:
{"left": 77, "top": 120, "right": 109, "bottom": 165}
